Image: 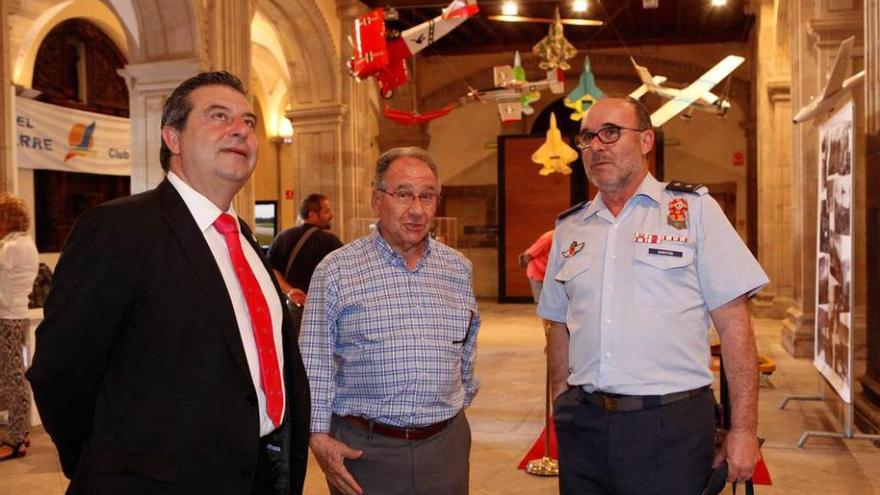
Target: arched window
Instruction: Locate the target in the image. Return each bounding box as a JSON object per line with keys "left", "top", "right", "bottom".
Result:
{"left": 32, "top": 18, "right": 129, "bottom": 117}
{"left": 30, "top": 19, "right": 130, "bottom": 252}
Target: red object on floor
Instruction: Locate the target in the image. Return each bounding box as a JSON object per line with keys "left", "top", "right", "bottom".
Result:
{"left": 753, "top": 454, "right": 772, "bottom": 485}
{"left": 516, "top": 420, "right": 558, "bottom": 470}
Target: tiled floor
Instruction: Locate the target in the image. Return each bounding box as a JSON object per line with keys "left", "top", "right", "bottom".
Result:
{"left": 2, "top": 302, "right": 879, "bottom": 494}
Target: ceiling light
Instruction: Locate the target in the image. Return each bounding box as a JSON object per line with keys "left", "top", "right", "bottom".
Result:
{"left": 711, "top": 0, "right": 726, "bottom": 5}
{"left": 502, "top": 1, "right": 519, "bottom": 16}
{"left": 572, "top": 0, "right": 588, "bottom": 13}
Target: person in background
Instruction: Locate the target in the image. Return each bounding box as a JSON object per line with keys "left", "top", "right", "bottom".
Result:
{"left": 269, "top": 193, "right": 342, "bottom": 306}
{"left": 518, "top": 229, "right": 554, "bottom": 303}
{"left": 0, "top": 194, "right": 39, "bottom": 462}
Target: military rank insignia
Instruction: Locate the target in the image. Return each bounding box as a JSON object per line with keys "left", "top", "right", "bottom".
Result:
{"left": 561, "top": 240, "right": 585, "bottom": 258}
{"left": 667, "top": 198, "right": 688, "bottom": 230}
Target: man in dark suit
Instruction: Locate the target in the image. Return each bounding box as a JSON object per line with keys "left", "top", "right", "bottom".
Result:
{"left": 27, "top": 71, "right": 310, "bottom": 495}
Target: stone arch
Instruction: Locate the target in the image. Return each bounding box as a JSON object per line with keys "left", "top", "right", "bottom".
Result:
{"left": 256, "top": 0, "right": 339, "bottom": 108}
{"left": 120, "top": 0, "right": 201, "bottom": 62}
{"left": 12, "top": 0, "right": 131, "bottom": 87}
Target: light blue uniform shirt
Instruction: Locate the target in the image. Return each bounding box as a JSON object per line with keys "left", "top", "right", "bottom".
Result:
{"left": 538, "top": 173, "right": 769, "bottom": 396}
{"left": 301, "top": 228, "right": 480, "bottom": 432}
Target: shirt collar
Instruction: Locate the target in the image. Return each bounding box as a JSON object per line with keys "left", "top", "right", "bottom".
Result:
{"left": 581, "top": 172, "right": 662, "bottom": 220}
{"left": 370, "top": 223, "right": 433, "bottom": 270}
{"left": 166, "top": 172, "right": 236, "bottom": 232}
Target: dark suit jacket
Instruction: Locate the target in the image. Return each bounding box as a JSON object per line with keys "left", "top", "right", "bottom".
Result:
{"left": 27, "top": 179, "right": 310, "bottom": 495}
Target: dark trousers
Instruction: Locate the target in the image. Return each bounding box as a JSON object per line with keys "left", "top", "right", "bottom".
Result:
{"left": 328, "top": 411, "right": 471, "bottom": 495}
{"left": 553, "top": 387, "right": 715, "bottom": 495}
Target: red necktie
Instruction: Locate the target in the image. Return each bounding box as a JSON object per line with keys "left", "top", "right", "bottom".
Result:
{"left": 214, "top": 213, "right": 283, "bottom": 427}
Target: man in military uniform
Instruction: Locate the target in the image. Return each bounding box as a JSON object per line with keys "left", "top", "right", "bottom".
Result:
{"left": 538, "top": 97, "right": 768, "bottom": 495}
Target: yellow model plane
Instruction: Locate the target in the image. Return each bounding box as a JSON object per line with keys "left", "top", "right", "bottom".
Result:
{"left": 531, "top": 113, "right": 578, "bottom": 175}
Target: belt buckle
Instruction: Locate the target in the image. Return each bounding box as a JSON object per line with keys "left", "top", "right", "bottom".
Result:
{"left": 404, "top": 428, "right": 412, "bottom": 441}
{"left": 603, "top": 396, "right": 618, "bottom": 412}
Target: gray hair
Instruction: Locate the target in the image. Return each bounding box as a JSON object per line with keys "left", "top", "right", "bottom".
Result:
{"left": 372, "top": 147, "right": 440, "bottom": 191}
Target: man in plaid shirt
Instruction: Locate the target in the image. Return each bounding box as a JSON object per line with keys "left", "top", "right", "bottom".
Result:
{"left": 300, "top": 147, "right": 480, "bottom": 495}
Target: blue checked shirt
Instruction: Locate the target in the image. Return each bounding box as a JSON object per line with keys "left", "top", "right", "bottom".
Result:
{"left": 300, "top": 228, "right": 480, "bottom": 432}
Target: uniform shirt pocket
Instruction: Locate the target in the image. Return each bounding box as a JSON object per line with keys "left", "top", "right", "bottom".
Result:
{"left": 632, "top": 243, "right": 698, "bottom": 308}
{"left": 554, "top": 254, "right": 592, "bottom": 283}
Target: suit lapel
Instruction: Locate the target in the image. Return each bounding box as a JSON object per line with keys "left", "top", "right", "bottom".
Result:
{"left": 156, "top": 179, "right": 252, "bottom": 382}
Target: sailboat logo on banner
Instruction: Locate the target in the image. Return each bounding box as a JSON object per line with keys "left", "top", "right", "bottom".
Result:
{"left": 65, "top": 121, "right": 97, "bottom": 162}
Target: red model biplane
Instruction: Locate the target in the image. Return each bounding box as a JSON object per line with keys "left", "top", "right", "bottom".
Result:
{"left": 349, "top": 0, "right": 479, "bottom": 98}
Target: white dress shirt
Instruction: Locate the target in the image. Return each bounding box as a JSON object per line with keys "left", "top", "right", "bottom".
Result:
{"left": 0, "top": 232, "right": 39, "bottom": 320}
{"left": 168, "top": 172, "right": 285, "bottom": 436}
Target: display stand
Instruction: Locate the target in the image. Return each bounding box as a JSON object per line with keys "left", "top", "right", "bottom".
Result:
{"left": 779, "top": 375, "right": 880, "bottom": 448}
{"left": 525, "top": 351, "right": 558, "bottom": 477}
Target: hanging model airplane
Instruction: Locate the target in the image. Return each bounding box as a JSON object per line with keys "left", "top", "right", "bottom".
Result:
{"left": 465, "top": 51, "right": 565, "bottom": 123}
{"left": 348, "top": 0, "right": 479, "bottom": 99}
{"left": 630, "top": 55, "right": 745, "bottom": 127}
{"left": 531, "top": 113, "right": 578, "bottom": 175}
{"left": 564, "top": 56, "right": 605, "bottom": 121}
{"left": 532, "top": 8, "right": 577, "bottom": 71}
{"left": 383, "top": 104, "right": 455, "bottom": 125}
{"left": 793, "top": 36, "right": 865, "bottom": 124}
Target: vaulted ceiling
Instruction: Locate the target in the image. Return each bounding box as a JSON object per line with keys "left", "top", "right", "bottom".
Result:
{"left": 363, "top": 0, "right": 755, "bottom": 56}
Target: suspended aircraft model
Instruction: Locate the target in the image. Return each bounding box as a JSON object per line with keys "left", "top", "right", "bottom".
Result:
{"left": 532, "top": 113, "right": 578, "bottom": 175}
{"left": 532, "top": 8, "right": 577, "bottom": 71}
{"left": 793, "top": 36, "right": 865, "bottom": 124}
{"left": 629, "top": 55, "right": 745, "bottom": 127}
{"left": 348, "top": 0, "right": 479, "bottom": 98}
{"left": 564, "top": 56, "right": 605, "bottom": 121}
{"left": 465, "top": 51, "right": 565, "bottom": 123}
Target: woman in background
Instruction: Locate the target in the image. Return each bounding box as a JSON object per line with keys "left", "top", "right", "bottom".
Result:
{"left": 0, "top": 194, "right": 39, "bottom": 461}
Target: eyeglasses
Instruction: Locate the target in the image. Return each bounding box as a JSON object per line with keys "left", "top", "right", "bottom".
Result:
{"left": 576, "top": 125, "right": 647, "bottom": 150}
{"left": 377, "top": 188, "right": 439, "bottom": 207}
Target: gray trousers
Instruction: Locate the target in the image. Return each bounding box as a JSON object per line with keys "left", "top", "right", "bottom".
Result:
{"left": 329, "top": 411, "right": 471, "bottom": 495}
{"left": 529, "top": 279, "right": 543, "bottom": 304}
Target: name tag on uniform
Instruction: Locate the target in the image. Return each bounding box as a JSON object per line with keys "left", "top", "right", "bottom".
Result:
{"left": 648, "top": 248, "right": 683, "bottom": 257}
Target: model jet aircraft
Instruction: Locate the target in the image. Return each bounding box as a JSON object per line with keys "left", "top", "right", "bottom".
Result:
{"left": 793, "top": 36, "right": 865, "bottom": 124}
{"left": 630, "top": 55, "right": 745, "bottom": 127}
{"left": 465, "top": 51, "right": 565, "bottom": 123}
{"left": 564, "top": 56, "right": 605, "bottom": 121}
{"left": 532, "top": 113, "right": 578, "bottom": 175}
{"left": 348, "top": 0, "right": 479, "bottom": 98}
{"left": 532, "top": 8, "right": 577, "bottom": 71}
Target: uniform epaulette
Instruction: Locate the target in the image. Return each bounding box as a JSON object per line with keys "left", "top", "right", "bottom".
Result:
{"left": 665, "top": 180, "right": 708, "bottom": 196}
{"left": 557, "top": 200, "right": 589, "bottom": 221}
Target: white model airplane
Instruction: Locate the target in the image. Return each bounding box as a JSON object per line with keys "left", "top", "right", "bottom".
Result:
{"left": 630, "top": 55, "right": 745, "bottom": 127}
{"left": 793, "top": 36, "right": 865, "bottom": 124}
{"left": 465, "top": 51, "right": 565, "bottom": 123}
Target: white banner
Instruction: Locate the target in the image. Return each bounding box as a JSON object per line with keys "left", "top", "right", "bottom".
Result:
{"left": 814, "top": 101, "right": 854, "bottom": 403}
{"left": 15, "top": 96, "right": 131, "bottom": 176}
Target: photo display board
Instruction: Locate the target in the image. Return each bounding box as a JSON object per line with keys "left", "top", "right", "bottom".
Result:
{"left": 814, "top": 101, "right": 854, "bottom": 402}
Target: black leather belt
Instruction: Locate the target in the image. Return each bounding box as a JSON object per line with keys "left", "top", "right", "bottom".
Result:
{"left": 338, "top": 415, "right": 453, "bottom": 441}
{"left": 577, "top": 386, "right": 709, "bottom": 412}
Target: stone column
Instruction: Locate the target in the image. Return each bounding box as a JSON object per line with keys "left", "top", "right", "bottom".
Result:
{"left": 753, "top": 0, "right": 795, "bottom": 319}
{"left": 856, "top": 0, "right": 880, "bottom": 436}
{"left": 286, "top": 105, "right": 346, "bottom": 237}
{"left": 338, "top": 0, "right": 381, "bottom": 241}
{"left": 205, "top": 0, "right": 254, "bottom": 225}
{"left": 754, "top": 80, "right": 794, "bottom": 318}
{"left": 119, "top": 59, "right": 203, "bottom": 194}
{"left": 0, "top": 0, "right": 13, "bottom": 193}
